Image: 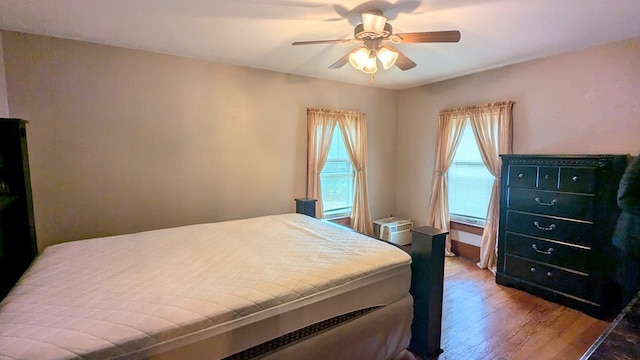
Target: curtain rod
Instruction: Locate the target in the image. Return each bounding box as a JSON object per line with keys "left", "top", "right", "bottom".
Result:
{"left": 439, "top": 101, "right": 516, "bottom": 114}
{"left": 307, "top": 107, "right": 365, "bottom": 117}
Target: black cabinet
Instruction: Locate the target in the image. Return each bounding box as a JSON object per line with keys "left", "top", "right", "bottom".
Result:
{"left": 496, "top": 155, "right": 628, "bottom": 319}
{"left": 0, "top": 118, "right": 37, "bottom": 298}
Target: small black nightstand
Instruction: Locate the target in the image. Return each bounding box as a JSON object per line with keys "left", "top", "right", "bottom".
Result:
{"left": 294, "top": 198, "right": 317, "bottom": 217}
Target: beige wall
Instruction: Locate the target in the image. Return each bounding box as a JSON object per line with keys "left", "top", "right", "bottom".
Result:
{"left": 396, "top": 37, "right": 640, "bottom": 230}
{"left": 3, "top": 30, "right": 638, "bottom": 251}
{"left": 0, "top": 32, "right": 8, "bottom": 117}
{"left": 1, "top": 31, "right": 399, "bottom": 250}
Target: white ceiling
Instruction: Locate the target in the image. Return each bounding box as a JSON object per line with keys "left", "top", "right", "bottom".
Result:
{"left": 1, "top": 0, "right": 639, "bottom": 90}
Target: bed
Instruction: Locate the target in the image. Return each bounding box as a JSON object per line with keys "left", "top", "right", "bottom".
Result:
{"left": 0, "top": 213, "right": 445, "bottom": 359}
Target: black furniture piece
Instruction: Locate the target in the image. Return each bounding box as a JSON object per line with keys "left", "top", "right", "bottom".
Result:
{"left": 496, "top": 154, "right": 628, "bottom": 319}
{"left": 580, "top": 290, "right": 640, "bottom": 359}
{"left": 408, "top": 226, "right": 448, "bottom": 358}
{"left": 294, "top": 197, "right": 316, "bottom": 217}
{"left": 0, "top": 118, "right": 37, "bottom": 299}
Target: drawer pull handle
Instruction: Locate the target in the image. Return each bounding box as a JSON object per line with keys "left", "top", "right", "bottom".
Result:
{"left": 518, "top": 173, "right": 524, "bottom": 178}
{"left": 572, "top": 176, "right": 578, "bottom": 181}
{"left": 535, "top": 197, "right": 557, "bottom": 206}
{"left": 532, "top": 244, "right": 554, "bottom": 255}
{"left": 546, "top": 272, "right": 553, "bottom": 277}
{"left": 530, "top": 267, "right": 536, "bottom": 273}
{"left": 533, "top": 221, "right": 556, "bottom": 231}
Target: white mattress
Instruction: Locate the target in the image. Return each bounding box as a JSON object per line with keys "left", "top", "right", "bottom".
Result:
{"left": 0, "top": 213, "right": 412, "bottom": 360}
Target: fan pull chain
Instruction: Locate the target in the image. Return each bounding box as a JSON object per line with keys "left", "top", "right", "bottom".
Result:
{"left": 370, "top": 73, "right": 375, "bottom": 86}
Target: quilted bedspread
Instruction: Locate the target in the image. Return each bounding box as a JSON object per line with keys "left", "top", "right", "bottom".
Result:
{"left": 0, "top": 213, "right": 411, "bottom": 359}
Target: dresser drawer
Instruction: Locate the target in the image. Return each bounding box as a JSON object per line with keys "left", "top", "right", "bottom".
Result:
{"left": 538, "top": 166, "right": 559, "bottom": 190}
{"left": 507, "top": 165, "right": 537, "bottom": 188}
{"left": 504, "top": 233, "right": 590, "bottom": 273}
{"left": 507, "top": 188, "right": 595, "bottom": 221}
{"left": 505, "top": 211, "right": 593, "bottom": 247}
{"left": 504, "top": 255, "right": 590, "bottom": 299}
{"left": 559, "top": 167, "right": 596, "bottom": 194}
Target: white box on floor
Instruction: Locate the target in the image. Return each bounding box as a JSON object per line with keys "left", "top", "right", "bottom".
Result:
{"left": 372, "top": 217, "right": 414, "bottom": 245}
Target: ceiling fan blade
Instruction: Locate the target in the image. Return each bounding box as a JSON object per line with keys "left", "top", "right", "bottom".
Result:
{"left": 395, "top": 30, "right": 461, "bottom": 43}
{"left": 292, "top": 39, "right": 357, "bottom": 46}
{"left": 387, "top": 45, "right": 416, "bottom": 71}
{"left": 329, "top": 48, "right": 360, "bottom": 69}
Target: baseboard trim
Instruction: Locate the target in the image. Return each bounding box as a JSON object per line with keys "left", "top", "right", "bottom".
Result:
{"left": 451, "top": 239, "right": 480, "bottom": 262}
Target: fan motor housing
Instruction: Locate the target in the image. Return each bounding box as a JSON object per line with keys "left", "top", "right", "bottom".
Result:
{"left": 354, "top": 23, "right": 392, "bottom": 40}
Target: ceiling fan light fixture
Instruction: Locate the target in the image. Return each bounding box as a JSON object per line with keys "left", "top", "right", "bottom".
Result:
{"left": 348, "top": 47, "right": 370, "bottom": 70}
{"left": 377, "top": 47, "right": 398, "bottom": 70}
{"left": 291, "top": 8, "right": 462, "bottom": 79}
{"left": 361, "top": 53, "right": 378, "bottom": 74}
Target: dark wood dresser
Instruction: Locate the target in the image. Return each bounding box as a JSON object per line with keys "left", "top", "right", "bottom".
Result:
{"left": 496, "top": 154, "right": 628, "bottom": 319}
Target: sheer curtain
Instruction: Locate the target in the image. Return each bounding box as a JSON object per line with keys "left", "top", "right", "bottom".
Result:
{"left": 306, "top": 109, "right": 337, "bottom": 217}
{"left": 427, "top": 102, "right": 514, "bottom": 259}
{"left": 470, "top": 102, "right": 514, "bottom": 273}
{"left": 426, "top": 110, "right": 467, "bottom": 256}
{"left": 338, "top": 112, "right": 373, "bottom": 235}
{"left": 306, "top": 108, "right": 373, "bottom": 235}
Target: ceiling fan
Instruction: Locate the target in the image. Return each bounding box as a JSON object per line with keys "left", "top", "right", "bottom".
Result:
{"left": 292, "top": 10, "right": 460, "bottom": 76}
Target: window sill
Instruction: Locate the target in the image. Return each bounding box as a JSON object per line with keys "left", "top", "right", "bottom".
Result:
{"left": 450, "top": 221, "right": 484, "bottom": 236}
{"left": 328, "top": 216, "right": 351, "bottom": 227}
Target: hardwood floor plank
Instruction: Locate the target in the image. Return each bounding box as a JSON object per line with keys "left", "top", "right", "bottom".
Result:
{"left": 429, "top": 256, "right": 609, "bottom": 360}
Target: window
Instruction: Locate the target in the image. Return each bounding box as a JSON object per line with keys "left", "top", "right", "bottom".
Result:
{"left": 320, "top": 126, "right": 354, "bottom": 218}
{"left": 306, "top": 108, "right": 372, "bottom": 233}
{"left": 447, "top": 120, "right": 494, "bottom": 226}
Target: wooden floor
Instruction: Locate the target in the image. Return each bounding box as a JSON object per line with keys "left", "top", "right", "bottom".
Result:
{"left": 415, "top": 256, "right": 610, "bottom": 360}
